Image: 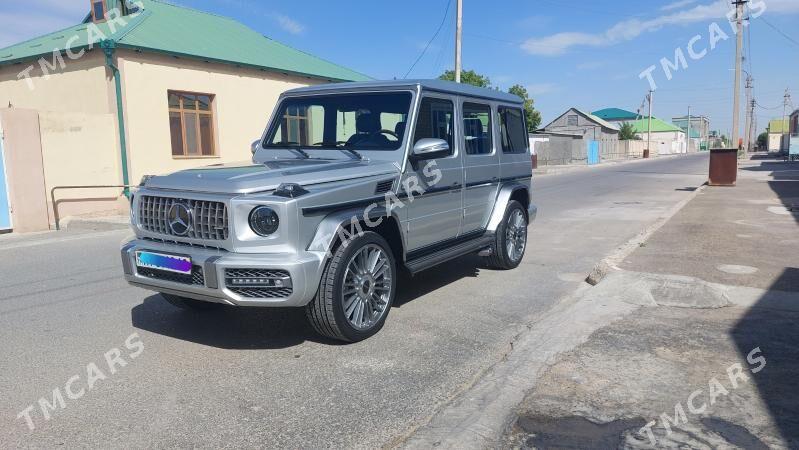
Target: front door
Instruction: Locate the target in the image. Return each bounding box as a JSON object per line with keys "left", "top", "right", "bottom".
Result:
{"left": 0, "top": 129, "right": 11, "bottom": 232}
{"left": 461, "top": 101, "right": 499, "bottom": 233}
{"left": 403, "top": 95, "right": 463, "bottom": 252}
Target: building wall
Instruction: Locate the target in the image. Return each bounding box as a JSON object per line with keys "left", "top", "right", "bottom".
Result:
{"left": 768, "top": 133, "right": 783, "bottom": 151}
{"left": 635, "top": 130, "right": 686, "bottom": 155}
{"left": 39, "top": 111, "right": 127, "bottom": 219}
{"left": 0, "top": 109, "right": 50, "bottom": 232}
{"left": 0, "top": 51, "right": 113, "bottom": 115}
{"left": 118, "top": 51, "right": 323, "bottom": 182}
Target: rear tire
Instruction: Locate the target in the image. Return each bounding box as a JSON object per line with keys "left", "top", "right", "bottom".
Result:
{"left": 161, "top": 293, "right": 224, "bottom": 311}
{"left": 483, "top": 200, "right": 528, "bottom": 270}
{"left": 305, "top": 231, "right": 397, "bottom": 343}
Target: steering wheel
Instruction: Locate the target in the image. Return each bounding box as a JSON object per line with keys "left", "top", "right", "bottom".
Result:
{"left": 377, "top": 129, "right": 399, "bottom": 140}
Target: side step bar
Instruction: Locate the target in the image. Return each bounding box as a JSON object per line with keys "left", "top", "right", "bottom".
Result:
{"left": 405, "top": 234, "right": 494, "bottom": 275}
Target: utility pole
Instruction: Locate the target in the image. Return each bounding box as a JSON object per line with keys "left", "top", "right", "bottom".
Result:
{"left": 687, "top": 106, "right": 692, "bottom": 153}
{"left": 731, "top": 0, "right": 746, "bottom": 150}
{"left": 783, "top": 88, "right": 791, "bottom": 151}
{"left": 454, "top": 0, "right": 462, "bottom": 83}
{"left": 743, "top": 75, "right": 752, "bottom": 153}
{"left": 647, "top": 90, "right": 653, "bottom": 157}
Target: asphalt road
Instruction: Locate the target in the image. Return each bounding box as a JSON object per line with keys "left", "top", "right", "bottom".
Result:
{"left": 0, "top": 154, "right": 709, "bottom": 448}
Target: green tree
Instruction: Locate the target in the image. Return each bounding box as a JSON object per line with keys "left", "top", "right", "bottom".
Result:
{"left": 438, "top": 69, "right": 492, "bottom": 88}
{"left": 757, "top": 132, "right": 768, "bottom": 149}
{"left": 507, "top": 84, "right": 542, "bottom": 132}
{"left": 618, "top": 122, "right": 637, "bottom": 140}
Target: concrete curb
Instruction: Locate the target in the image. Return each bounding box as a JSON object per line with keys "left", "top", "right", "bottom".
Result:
{"left": 60, "top": 215, "right": 131, "bottom": 232}
{"left": 585, "top": 182, "right": 707, "bottom": 285}
{"left": 398, "top": 169, "right": 708, "bottom": 449}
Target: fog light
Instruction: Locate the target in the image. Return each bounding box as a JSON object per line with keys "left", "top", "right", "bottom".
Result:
{"left": 249, "top": 206, "right": 279, "bottom": 236}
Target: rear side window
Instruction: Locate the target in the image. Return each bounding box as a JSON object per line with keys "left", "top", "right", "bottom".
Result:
{"left": 499, "top": 107, "right": 528, "bottom": 154}
{"left": 413, "top": 97, "right": 455, "bottom": 155}
{"left": 463, "top": 102, "right": 493, "bottom": 155}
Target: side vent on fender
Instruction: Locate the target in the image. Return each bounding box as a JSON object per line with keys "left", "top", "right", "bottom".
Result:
{"left": 374, "top": 179, "right": 395, "bottom": 195}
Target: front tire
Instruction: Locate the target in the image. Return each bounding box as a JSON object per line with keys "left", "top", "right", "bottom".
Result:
{"left": 483, "top": 200, "right": 528, "bottom": 270}
{"left": 305, "top": 231, "right": 397, "bottom": 342}
{"left": 161, "top": 293, "right": 224, "bottom": 311}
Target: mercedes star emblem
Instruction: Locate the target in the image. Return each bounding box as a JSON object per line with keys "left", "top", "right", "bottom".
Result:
{"left": 167, "top": 203, "right": 192, "bottom": 236}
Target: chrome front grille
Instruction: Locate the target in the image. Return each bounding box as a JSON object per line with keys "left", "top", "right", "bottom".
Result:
{"left": 138, "top": 196, "right": 229, "bottom": 241}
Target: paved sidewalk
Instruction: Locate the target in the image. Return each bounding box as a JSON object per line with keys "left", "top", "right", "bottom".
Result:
{"left": 506, "top": 156, "right": 799, "bottom": 449}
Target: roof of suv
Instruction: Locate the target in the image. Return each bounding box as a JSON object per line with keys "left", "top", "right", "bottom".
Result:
{"left": 285, "top": 79, "right": 524, "bottom": 104}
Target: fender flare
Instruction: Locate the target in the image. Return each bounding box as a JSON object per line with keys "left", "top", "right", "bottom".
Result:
{"left": 486, "top": 182, "right": 531, "bottom": 232}
{"left": 306, "top": 205, "right": 405, "bottom": 256}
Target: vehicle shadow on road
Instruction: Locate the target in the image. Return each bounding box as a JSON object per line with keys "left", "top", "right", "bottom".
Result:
{"left": 394, "top": 253, "right": 482, "bottom": 307}
{"left": 130, "top": 254, "right": 482, "bottom": 348}
{"left": 131, "top": 295, "right": 328, "bottom": 349}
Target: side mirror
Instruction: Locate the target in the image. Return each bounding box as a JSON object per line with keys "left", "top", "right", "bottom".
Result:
{"left": 410, "top": 138, "right": 450, "bottom": 161}
{"left": 251, "top": 139, "right": 262, "bottom": 155}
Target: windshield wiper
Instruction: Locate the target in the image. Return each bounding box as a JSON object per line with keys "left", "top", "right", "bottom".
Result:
{"left": 312, "top": 142, "right": 363, "bottom": 160}
{"left": 263, "top": 141, "right": 310, "bottom": 159}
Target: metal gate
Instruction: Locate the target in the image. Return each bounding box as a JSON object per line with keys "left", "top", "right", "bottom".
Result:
{"left": 0, "top": 127, "right": 11, "bottom": 231}
{"left": 587, "top": 140, "right": 600, "bottom": 165}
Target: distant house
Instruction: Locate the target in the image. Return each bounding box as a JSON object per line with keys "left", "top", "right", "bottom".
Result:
{"left": 767, "top": 119, "right": 789, "bottom": 151}
{"left": 628, "top": 117, "right": 687, "bottom": 155}
{"left": 672, "top": 115, "right": 710, "bottom": 151}
{"left": 592, "top": 108, "right": 640, "bottom": 125}
{"left": 543, "top": 108, "right": 620, "bottom": 161}
{"left": 0, "top": 0, "right": 369, "bottom": 232}
{"left": 790, "top": 110, "right": 798, "bottom": 135}
{"left": 543, "top": 108, "right": 620, "bottom": 140}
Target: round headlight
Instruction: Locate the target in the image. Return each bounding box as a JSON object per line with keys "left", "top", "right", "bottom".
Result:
{"left": 249, "top": 206, "right": 279, "bottom": 236}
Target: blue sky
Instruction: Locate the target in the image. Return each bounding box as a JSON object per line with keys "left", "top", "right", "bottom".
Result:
{"left": 3, "top": 0, "right": 799, "bottom": 135}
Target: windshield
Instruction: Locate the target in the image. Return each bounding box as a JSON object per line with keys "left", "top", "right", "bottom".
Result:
{"left": 264, "top": 92, "right": 412, "bottom": 152}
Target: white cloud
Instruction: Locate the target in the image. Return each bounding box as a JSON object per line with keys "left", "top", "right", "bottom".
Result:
{"left": 273, "top": 13, "right": 305, "bottom": 35}
{"left": 521, "top": 0, "right": 799, "bottom": 56}
{"left": 661, "top": 0, "right": 698, "bottom": 12}
{"left": 526, "top": 83, "right": 558, "bottom": 95}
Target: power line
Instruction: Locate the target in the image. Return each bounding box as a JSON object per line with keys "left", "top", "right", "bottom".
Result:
{"left": 403, "top": 0, "right": 452, "bottom": 79}
{"left": 757, "top": 16, "right": 799, "bottom": 48}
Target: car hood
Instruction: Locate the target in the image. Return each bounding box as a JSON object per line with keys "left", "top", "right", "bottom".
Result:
{"left": 144, "top": 158, "right": 400, "bottom": 194}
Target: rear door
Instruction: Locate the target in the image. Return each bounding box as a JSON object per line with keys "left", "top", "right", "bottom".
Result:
{"left": 461, "top": 100, "right": 499, "bottom": 233}
{"left": 497, "top": 105, "right": 533, "bottom": 182}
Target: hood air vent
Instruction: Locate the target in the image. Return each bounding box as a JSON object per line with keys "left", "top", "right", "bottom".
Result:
{"left": 375, "top": 179, "right": 395, "bottom": 194}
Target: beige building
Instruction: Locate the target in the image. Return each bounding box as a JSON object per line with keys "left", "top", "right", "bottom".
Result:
{"left": 0, "top": 0, "right": 368, "bottom": 232}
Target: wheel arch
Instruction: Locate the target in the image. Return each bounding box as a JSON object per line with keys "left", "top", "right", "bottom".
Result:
{"left": 307, "top": 206, "right": 406, "bottom": 262}
{"left": 486, "top": 182, "right": 530, "bottom": 232}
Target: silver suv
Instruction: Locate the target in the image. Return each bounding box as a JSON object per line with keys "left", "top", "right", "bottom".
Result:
{"left": 121, "top": 80, "right": 536, "bottom": 342}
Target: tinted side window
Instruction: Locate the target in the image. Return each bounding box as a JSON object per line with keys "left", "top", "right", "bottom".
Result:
{"left": 463, "top": 102, "right": 493, "bottom": 155}
{"left": 499, "top": 107, "right": 528, "bottom": 154}
{"left": 413, "top": 97, "right": 454, "bottom": 155}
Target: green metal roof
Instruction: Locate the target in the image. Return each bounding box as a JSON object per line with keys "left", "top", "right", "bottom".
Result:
{"left": 592, "top": 107, "right": 639, "bottom": 121}
{"left": 628, "top": 117, "right": 684, "bottom": 133}
{"left": 768, "top": 118, "right": 789, "bottom": 133}
{"left": 0, "top": 0, "right": 370, "bottom": 82}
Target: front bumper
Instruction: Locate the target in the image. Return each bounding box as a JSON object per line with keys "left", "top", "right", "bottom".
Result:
{"left": 121, "top": 239, "right": 325, "bottom": 307}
